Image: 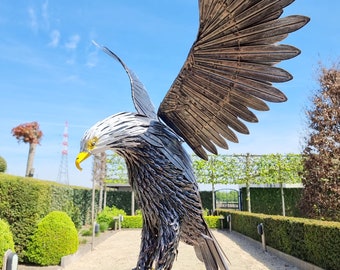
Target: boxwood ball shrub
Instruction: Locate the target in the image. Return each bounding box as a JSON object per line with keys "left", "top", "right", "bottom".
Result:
{"left": 0, "top": 219, "right": 15, "bottom": 268}
{"left": 26, "top": 211, "right": 79, "bottom": 266}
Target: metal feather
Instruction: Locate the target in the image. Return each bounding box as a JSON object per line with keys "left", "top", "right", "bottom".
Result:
{"left": 77, "top": 1, "right": 309, "bottom": 269}
{"left": 158, "top": 0, "right": 309, "bottom": 159}
{"left": 92, "top": 41, "right": 157, "bottom": 119}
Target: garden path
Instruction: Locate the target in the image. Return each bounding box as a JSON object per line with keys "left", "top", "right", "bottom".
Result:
{"left": 61, "top": 229, "right": 300, "bottom": 270}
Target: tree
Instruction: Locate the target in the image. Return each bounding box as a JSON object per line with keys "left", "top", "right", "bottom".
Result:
{"left": 192, "top": 154, "right": 238, "bottom": 211}
{"left": 92, "top": 152, "right": 107, "bottom": 212}
{"left": 257, "top": 153, "right": 303, "bottom": 215}
{"left": 300, "top": 64, "right": 340, "bottom": 221}
{"left": 231, "top": 154, "right": 263, "bottom": 213}
{"left": 0, "top": 156, "right": 7, "bottom": 173}
{"left": 106, "top": 153, "right": 128, "bottom": 183}
{"left": 193, "top": 154, "right": 303, "bottom": 213}
{"left": 11, "top": 122, "right": 43, "bottom": 177}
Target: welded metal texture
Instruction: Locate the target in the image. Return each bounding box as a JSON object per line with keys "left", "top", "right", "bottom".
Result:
{"left": 78, "top": 1, "right": 309, "bottom": 269}
{"left": 158, "top": 0, "right": 309, "bottom": 160}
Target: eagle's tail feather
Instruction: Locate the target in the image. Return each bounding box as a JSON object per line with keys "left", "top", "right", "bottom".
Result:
{"left": 194, "top": 230, "right": 229, "bottom": 270}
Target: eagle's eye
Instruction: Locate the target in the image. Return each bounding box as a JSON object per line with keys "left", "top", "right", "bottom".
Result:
{"left": 87, "top": 137, "right": 98, "bottom": 151}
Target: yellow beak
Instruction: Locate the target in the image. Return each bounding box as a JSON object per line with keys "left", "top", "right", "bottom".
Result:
{"left": 75, "top": 152, "right": 91, "bottom": 171}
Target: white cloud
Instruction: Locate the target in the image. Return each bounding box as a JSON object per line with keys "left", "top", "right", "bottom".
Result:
{"left": 28, "top": 1, "right": 50, "bottom": 32}
{"left": 28, "top": 7, "right": 38, "bottom": 32}
{"left": 48, "top": 29, "right": 60, "bottom": 47}
{"left": 66, "top": 57, "right": 75, "bottom": 65}
{"left": 86, "top": 50, "right": 98, "bottom": 68}
{"left": 42, "top": 1, "right": 49, "bottom": 26}
{"left": 65, "top": 34, "right": 80, "bottom": 50}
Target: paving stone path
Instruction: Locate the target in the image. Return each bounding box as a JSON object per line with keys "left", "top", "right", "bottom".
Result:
{"left": 61, "top": 229, "right": 299, "bottom": 270}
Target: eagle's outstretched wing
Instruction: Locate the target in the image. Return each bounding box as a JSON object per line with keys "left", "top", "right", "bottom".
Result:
{"left": 158, "top": 0, "right": 310, "bottom": 160}
{"left": 92, "top": 41, "right": 157, "bottom": 119}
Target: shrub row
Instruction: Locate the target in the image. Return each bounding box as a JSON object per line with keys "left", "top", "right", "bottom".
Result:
{"left": 0, "top": 219, "right": 15, "bottom": 268}
{"left": 95, "top": 204, "right": 222, "bottom": 230}
{"left": 240, "top": 187, "right": 303, "bottom": 216}
{"left": 97, "top": 206, "right": 127, "bottom": 229}
{"left": 217, "top": 209, "right": 340, "bottom": 270}
{"left": 117, "top": 215, "right": 222, "bottom": 229}
{"left": 0, "top": 174, "right": 81, "bottom": 261}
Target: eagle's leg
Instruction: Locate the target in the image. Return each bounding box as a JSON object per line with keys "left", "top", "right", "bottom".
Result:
{"left": 135, "top": 223, "right": 158, "bottom": 270}
{"left": 154, "top": 218, "right": 181, "bottom": 270}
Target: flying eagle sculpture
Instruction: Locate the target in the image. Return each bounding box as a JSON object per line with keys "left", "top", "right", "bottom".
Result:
{"left": 76, "top": 1, "right": 309, "bottom": 269}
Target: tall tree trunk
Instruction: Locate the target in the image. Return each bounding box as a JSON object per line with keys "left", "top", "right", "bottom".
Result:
{"left": 246, "top": 153, "right": 251, "bottom": 212}
{"left": 103, "top": 183, "right": 107, "bottom": 209}
{"left": 98, "top": 182, "right": 103, "bottom": 212}
{"left": 280, "top": 182, "right": 286, "bottom": 216}
{"left": 246, "top": 181, "right": 251, "bottom": 212}
{"left": 212, "top": 182, "right": 216, "bottom": 214}
{"left": 131, "top": 190, "right": 135, "bottom": 216}
{"left": 25, "top": 143, "right": 36, "bottom": 177}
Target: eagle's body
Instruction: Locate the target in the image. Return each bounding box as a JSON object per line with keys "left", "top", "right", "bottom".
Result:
{"left": 81, "top": 112, "right": 227, "bottom": 269}
{"left": 76, "top": 1, "right": 309, "bottom": 269}
{"left": 121, "top": 114, "right": 208, "bottom": 269}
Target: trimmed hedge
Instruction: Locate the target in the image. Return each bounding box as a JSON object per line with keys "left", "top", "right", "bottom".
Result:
{"left": 122, "top": 216, "right": 143, "bottom": 228}
{"left": 0, "top": 219, "right": 15, "bottom": 268}
{"left": 0, "top": 175, "right": 50, "bottom": 260}
{"left": 73, "top": 187, "right": 93, "bottom": 225}
{"left": 204, "top": 215, "right": 224, "bottom": 229}
{"left": 0, "top": 173, "right": 223, "bottom": 263}
{"left": 105, "top": 190, "right": 214, "bottom": 214}
{"left": 97, "top": 206, "right": 127, "bottom": 229}
{"left": 119, "top": 215, "right": 221, "bottom": 229}
{"left": 240, "top": 187, "right": 303, "bottom": 216}
{"left": 0, "top": 174, "right": 81, "bottom": 261}
{"left": 218, "top": 209, "right": 340, "bottom": 270}
{"left": 26, "top": 211, "right": 78, "bottom": 266}
{"left": 105, "top": 191, "right": 138, "bottom": 215}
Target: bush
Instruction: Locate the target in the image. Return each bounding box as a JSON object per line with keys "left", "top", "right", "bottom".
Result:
{"left": 204, "top": 216, "right": 223, "bottom": 229}
{"left": 99, "top": 222, "right": 109, "bottom": 232}
{"left": 0, "top": 174, "right": 51, "bottom": 261}
{"left": 0, "top": 174, "right": 83, "bottom": 261}
{"left": 80, "top": 229, "right": 92, "bottom": 237}
{"left": 122, "top": 216, "right": 143, "bottom": 228}
{"left": 218, "top": 209, "right": 340, "bottom": 270}
{"left": 0, "top": 219, "right": 15, "bottom": 268}
{"left": 0, "top": 157, "right": 6, "bottom": 173}
{"left": 97, "top": 206, "right": 126, "bottom": 229}
{"left": 26, "top": 211, "right": 79, "bottom": 266}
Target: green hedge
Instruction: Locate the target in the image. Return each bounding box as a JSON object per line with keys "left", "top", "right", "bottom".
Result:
{"left": 240, "top": 187, "right": 303, "bottom": 216}
{"left": 0, "top": 173, "right": 224, "bottom": 263}
{"left": 97, "top": 206, "right": 127, "bottom": 229}
{"left": 119, "top": 215, "right": 221, "bottom": 229}
{"left": 218, "top": 209, "right": 340, "bottom": 270}
{"left": 0, "top": 219, "right": 15, "bottom": 268}
{"left": 73, "top": 187, "right": 93, "bottom": 225}
{"left": 105, "top": 190, "right": 214, "bottom": 215}
{"left": 199, "top": 191, "right": 213, "bottom": 212}
{"left": 105, "top": 191, "right": 138, "bottom": 215}
{"left": 0, "top": 175, "right": 51, "bottom": 260}
{"left": 204, "top": 216, "right": 223, "bottom": 229}
{"left": 0, "top": 174, "right": 81, "bottom": 261}
{"left": 122, "top": 216, "right": 143, "bottom": 228}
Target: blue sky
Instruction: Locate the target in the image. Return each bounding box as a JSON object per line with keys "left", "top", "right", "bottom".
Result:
{"left": 0, "top": 1, "right": 339, "bottom": 188}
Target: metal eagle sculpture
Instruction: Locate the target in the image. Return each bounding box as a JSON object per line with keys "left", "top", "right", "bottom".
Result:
{"left": 75, "top": 1, "right": 309, "bottom": 269}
